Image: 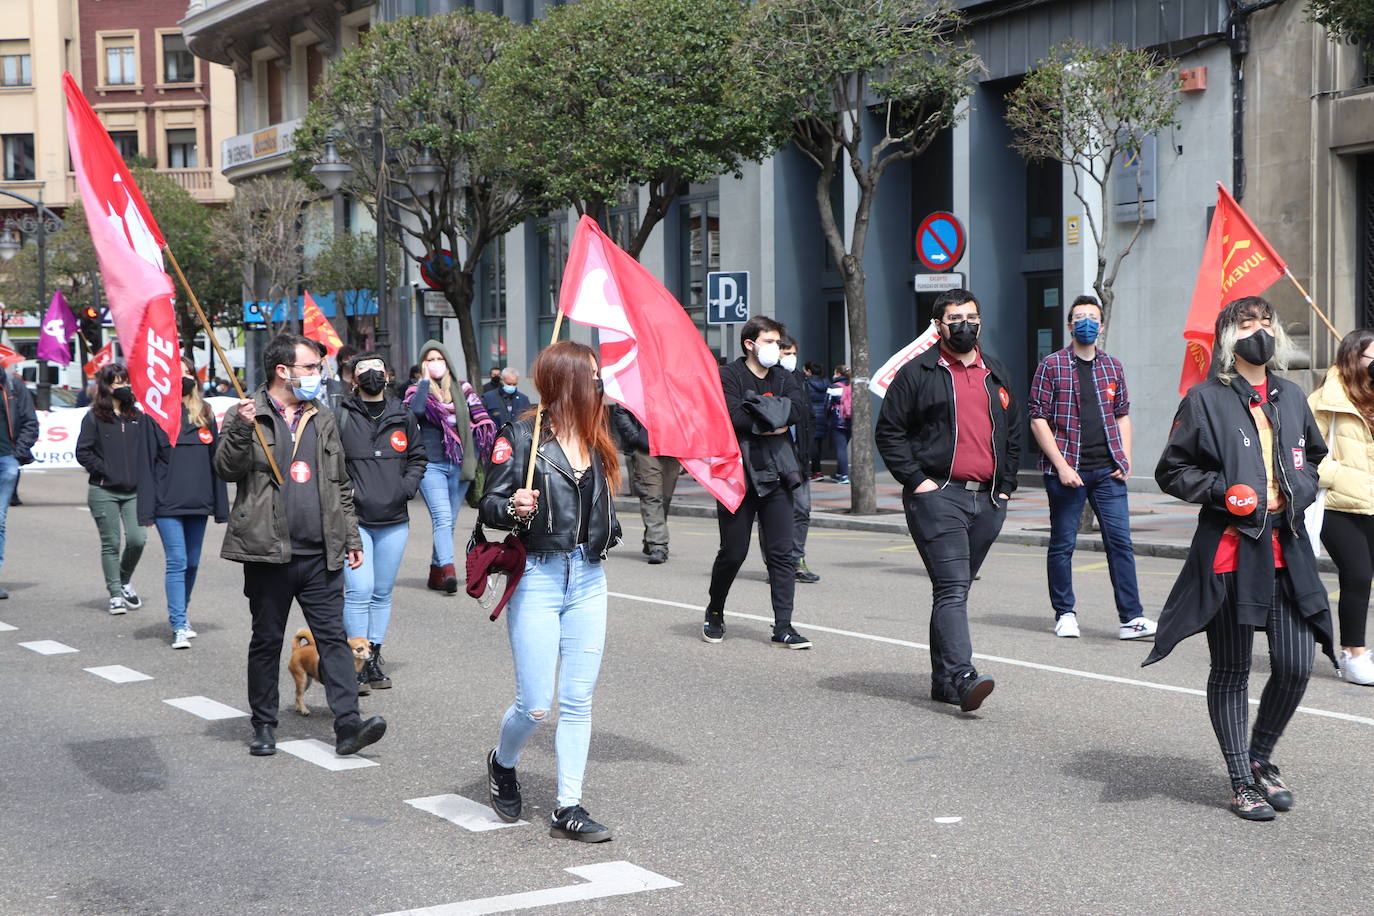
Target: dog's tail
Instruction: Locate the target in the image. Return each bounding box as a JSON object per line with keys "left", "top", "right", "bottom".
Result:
{"left": 294, "top": 628, "right": 314, "bottom": 649}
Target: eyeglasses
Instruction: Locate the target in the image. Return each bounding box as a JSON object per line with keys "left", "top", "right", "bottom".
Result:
{"left": 1069, "top": 313, "right": 1100, "bottom": 323}
{"left": 940, "top": 315, "right": 980, "bottom": 326}
{"left": 353, "top": 360, "right": 385, "bottom": 374}
{"left": 288, "top": 362, "right": 324, "bottom": 374}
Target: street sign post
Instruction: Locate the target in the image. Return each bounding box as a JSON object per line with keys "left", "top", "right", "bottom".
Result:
{"left": 914, "top": 272, "right": 966, "bottom": 293}
{"left": 706, "top": 271, "right": 750, "bottom": 324}
{"left": 915, "top": 212, "right": 966, "bottom": 272}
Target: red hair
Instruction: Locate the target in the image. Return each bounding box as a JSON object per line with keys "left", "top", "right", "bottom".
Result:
{"left": 529, "top": 340, "right": 620, "bottom": 492}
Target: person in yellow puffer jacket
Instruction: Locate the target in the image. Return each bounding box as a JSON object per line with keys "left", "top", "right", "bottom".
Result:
{"left": 1308, "top": 328, "right": 1374, "bottom": 686}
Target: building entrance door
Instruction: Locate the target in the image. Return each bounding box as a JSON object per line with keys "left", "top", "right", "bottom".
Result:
{"left": 1026, "top": 272, "right": 1064, "bottom": 372}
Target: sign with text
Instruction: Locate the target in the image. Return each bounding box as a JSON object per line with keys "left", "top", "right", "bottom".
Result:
{"left": 706, "top": 271, "right": 749, "bottom": 324}
{"left": 914, "top": 272, "right": 965, "bottom": 293}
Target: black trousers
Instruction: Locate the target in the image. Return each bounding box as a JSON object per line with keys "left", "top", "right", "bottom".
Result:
{"left": 244, "top": 554, "right": 361, "bottom": 734}
{"left": 905, "top": 486, "right": 1005, "bottom": 690}
{"left": 1320, "top": 509, "right": 1374, "bottom": 646}
{"left": 1205, "top": 570, "right": 1314, "bottom": 785}
{"left": 708, "top": 485, "right": 795, "bottom": 629}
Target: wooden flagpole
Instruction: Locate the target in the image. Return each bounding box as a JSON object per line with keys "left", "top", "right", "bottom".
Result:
{"left": 162, "top": 245, "right": 284, "bottom": 486}
{"left": 523, "top": 307, "right": 566, "bottom": 492}
{"left": 1283, "top": 268, "right": 1340, "bottom": 344}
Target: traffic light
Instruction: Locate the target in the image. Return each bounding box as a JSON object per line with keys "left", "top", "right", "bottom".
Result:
{"left": 79, "top": 305, "right": 101, "bottom": 347}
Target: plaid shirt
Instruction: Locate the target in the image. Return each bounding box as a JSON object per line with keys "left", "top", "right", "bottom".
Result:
{"left": 1027, "top": 347, "right": 1131, "bottom": 474}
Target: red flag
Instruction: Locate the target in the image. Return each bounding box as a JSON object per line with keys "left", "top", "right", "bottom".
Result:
{"left": 301, "top": 291, "right": 343, "bottom": 358}
{"left": 1178, "top": 183, "right": 1287, "bottom": 394}
{"left": 559, "top": 216, "right": 745, "bottom": 512}
{"left": 0, "top": 345, "right": 23, "bottom": 369}
{"left": 84, "top": 341, "right": 116, "bottom": 378}
{"left": 63, "top": 71, "right": 181, "bottom": 444}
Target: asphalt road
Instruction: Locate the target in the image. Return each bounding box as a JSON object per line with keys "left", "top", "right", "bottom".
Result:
{"left": 4, "top": 469, "right": 1372, "bottom": 915}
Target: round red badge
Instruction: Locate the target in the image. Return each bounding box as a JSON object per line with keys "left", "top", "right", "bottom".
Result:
{"left": 289, "top": 460, "right": 312, "bottom": 484}
{"left": 998, "top": 387, "right": 1010, "bottom": 410}
{"left": 390, "top": 430, "right": 408, "bottom": 452}
{"left": 198, "top": 428, "right": 214, "bottom": 444}
{"left": 1106, "top": 382, "right": 1117, "bottom": 401}
{"left": 491, "top": 437, "right": 513, "bottom": 465}
{"left": 1225, "top": 484, "right": 1258, "bottom": 516}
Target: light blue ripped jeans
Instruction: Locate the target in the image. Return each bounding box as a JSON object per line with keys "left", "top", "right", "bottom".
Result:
{"left": 495, "top": 545, "right": 607, "bottom": 809}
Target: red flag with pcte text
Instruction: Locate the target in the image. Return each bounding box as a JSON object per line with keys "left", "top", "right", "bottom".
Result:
{"left": 558, "top": 216, "right": 745, "bottom": 512}
{"left": 62, "top": 71, "right": 181, "bottom": 445}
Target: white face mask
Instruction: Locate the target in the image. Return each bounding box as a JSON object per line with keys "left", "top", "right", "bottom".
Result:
{"left": 779, "top": 354, "right": 797, "bottom": 372}
{"left": 753, "top": 341, "right": 781, "bottom": 369}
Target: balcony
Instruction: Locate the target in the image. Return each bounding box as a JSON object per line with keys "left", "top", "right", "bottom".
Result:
{"left": 163, "top": 168, "right": 219, "bottom": 201}
{"left": 180, "top": 0, "right": 347, "bottom": 68}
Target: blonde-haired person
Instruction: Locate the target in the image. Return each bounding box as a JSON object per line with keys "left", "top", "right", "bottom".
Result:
{"left": 1308, "top": 328, "right": 1374, "bottom": 685}
{"left": 404, "top": 340, "right": 495, "bottom": 592}
{"left": 136, "top": 357, "right": 228, "bottom": 648}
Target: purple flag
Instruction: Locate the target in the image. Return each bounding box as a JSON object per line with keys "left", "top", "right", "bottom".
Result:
{"left": 37, "top": 290, "right": 77, "bottom": 365}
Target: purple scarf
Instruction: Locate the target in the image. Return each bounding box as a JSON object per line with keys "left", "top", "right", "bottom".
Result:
{"left": 405, "top": 380, "right": 496, "bottom": 466}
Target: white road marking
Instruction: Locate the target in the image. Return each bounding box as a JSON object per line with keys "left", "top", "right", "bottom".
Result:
{"left": 18, "top": 640, "right": 77, "bottom": 655}
{"left": 933, "top": 816, "right": 963, "bottom": 824}
{"left": 277, "top": 738, "right": 378, "bottom": 771}
{"left": 405, "top": 794, "right": 528, "bottom": 832}
{"left": 376, "top": 861, "right": 681, "bottom": 916}
{"left": 0, "top": 621, "right": 15, "bottom": 631}
{"left": 84, "top": 665, "right": 153, "bottom": 683}
{"left": 609, "top": 591, "right": 1374, "bottom": 728}
{"left": 163, "top": 695, "right": 249, "bottom": 720}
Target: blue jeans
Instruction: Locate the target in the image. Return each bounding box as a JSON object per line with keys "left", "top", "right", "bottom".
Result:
{"left": 495, "top": 546, "right": 607, "bottom": 809}
{"left": 419, "top": 460, "right": 471, "bottom": 567}
{"left": 343, "top": 522, "right": 409, "bottom": 644}
{"left": 830, "top": 425, "right": 851, "bottom": 477}
{"left": 1044, "top": 467, "right": 1144, "bottom": 623}
{"left": 0, "top": 455, "right": 18, "bottom": 575}
{"left": 154, "top": 516, "right": 208, "bottom": 632}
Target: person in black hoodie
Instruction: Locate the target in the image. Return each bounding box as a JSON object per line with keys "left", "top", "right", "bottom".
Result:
{"left": 76, "top": 364, "right": 148, "bottom": 615}
{"left": 137, "top": 357, "right": 229, "bottom": 649}
{"left": 0, "top": 364, "right": 38, "bottom": 599}
{"left": 336, "top": 352, "right": 426, "bottom": 690}
{"left": 1149, "top": 296, "right": 1333, "bottom": 821}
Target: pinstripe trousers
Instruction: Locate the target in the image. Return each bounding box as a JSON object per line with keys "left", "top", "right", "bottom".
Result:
{"left": 1205, "top": 570, "right": 1315, "bottom": 785}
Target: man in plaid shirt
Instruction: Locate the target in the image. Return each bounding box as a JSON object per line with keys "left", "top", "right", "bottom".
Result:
{"left": 1028, "top": 295, "right": 1156, "bottom": 641}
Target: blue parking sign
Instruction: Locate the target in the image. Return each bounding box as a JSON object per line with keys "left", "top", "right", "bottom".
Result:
{"left": 707, "top": 272, "right": 750, "bottom": 324}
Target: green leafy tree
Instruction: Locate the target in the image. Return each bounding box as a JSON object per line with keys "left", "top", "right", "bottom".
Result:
{"left": 294, "top": 12, "right": 541, "bottom": 385}
{"left": 1005, "top": 41, "right": 1181, "bottom": 328}
{"left": 487, "top": 0, "right": 774, "bottom": 258}
{"left": 305, "top": 228, "right": 400, "bottom": 348}
{"left": 736, "top": 0, "right": 979, "bottom": 515}
{"left": 1309, "top": 0, "right": 1374, "bottom": 59}
{"left": 212, "top": 174, "right": 310, "bottom": 338}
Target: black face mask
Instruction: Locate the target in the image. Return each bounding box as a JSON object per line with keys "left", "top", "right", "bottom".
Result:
{"left": 944, "top": 321, "right": 979, "bottom": 354}
{"left": 357, "top": 369, "right": 387, "bottom": 396}
{"left": 181, "top": 378, "right": 196, "bottom": 397}
{"left": 113, "top": 387, "right": 135, "bottom": 407}
{"left": 1234, "top": 330, "right": 1275, "bottom": 367}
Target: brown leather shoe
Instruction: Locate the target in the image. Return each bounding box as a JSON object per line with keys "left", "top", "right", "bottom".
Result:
{"left": 427, "top": 564, "right": 446, "bottom": 591}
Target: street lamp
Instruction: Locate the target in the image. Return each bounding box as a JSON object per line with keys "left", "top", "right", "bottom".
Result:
{"left": 310, "top": 137, "right": 353, "bottom": 193}
{"left": 0, "top": 229, "right": 19, "bottom": 261}
{"left": 0, "top": 188, "right": 65, "bottom": 407}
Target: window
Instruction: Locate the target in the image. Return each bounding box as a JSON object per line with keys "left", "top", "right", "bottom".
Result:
{"left": 162, "top": 34, "right": 194, "bottom": 83}
{"left": 1025, "top": 158, "right": 1061, "bottom": 251}
{"left": 0, "top": 54, "right": 30, "bottom": 87}
{"left": 3, "top": 134, "right": 34, "bottom": 180}
{"left": 536, "top": 218, "right": 568, "bottom": 347}
{"left": 677, "top": 195, "right": 724, "bottom": 355}
{"left": 479, "top": 236, "right": 508, "bottom": 370}
{"left": 109, "top": 131, "right": 139, "bottom": 160}
{"left": 607, "top": 205, "right": 638, "bottom": 253}
{"left": 166, "top": 128, "right": 197, "bottom": 168}
{"left": 266, "top": 62, "right": 283, "bottom": 125}
{"left": 105, "top": 40, "right": 136, "bottom": 86}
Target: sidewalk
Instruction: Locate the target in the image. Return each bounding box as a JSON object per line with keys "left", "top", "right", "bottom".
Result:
{"left": 618, "top": 470, "right": 1292, "bottom": 564}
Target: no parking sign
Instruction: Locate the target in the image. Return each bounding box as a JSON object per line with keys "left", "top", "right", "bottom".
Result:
{"left": 915, "top": 212, "right": 966, "bottom": 273}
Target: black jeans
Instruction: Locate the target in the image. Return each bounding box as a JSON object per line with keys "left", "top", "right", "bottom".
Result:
{"left": 244, "top": 554, "right": 362, "bottom": 734}
{"left": 708, "top": 485, "right": 795, "bottom": 629}
{"left": 1320, "top": 509, "right": 1374, "bottom": 646}
{"left": 905, "top": 486, "right": 1005, "bottom": 690}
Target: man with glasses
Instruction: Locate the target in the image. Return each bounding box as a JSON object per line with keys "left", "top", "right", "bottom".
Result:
{"left": 216, "top": 334, "right": 387, "bottom": 759}
{"left": 875, "top": 289, "right": 1021, "bottom": 712}
{"left": 1028, "top": 294, "right": 1155, "bottom": 641}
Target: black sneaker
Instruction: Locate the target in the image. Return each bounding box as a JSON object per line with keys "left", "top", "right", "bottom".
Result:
{"left": 953, "top": 671, "right": 994, "bottom": 712}
{"left": 335, "top": 715, "right": 386, "bottom": 756}
{"left": 487, "top": 749, "right": 522, "bottom": 822}
{"left": 930, "top": 681, "right": 960, "bottom": 705}
{"left": 702, "top": 610, "right": 725, "bottom": 643}
{"left": 647, "top": 547, "right": 668, "bottom": 565}
{"left": 770, "top": 626, "right": 813, "bottom": 649}
{"left": 1231, "top": 782, "right": 1277, "bottom": 821}
{"left": 794, "top": 560, "right": 820, "bottom": 584}
{"left": 1250, "top": 761, "right": 1293, "bottom": 811}
{"left": 549, "top": 804, "right": 612, "bottom": 843}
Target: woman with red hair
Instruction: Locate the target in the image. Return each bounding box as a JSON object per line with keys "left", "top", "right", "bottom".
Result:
{"left": 478, "top": 341, "right": 622, "bottom": 843}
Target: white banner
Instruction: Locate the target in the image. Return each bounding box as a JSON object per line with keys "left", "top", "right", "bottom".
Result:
{"left": 31, "top": 396, "right": 243, "bottom": 470}
{"left": 869, "top": 321, "right": 941, "bottom": 399}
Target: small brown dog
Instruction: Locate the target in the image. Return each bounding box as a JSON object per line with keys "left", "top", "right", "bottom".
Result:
{"left": 287, "top": 628, "right": 372, "bottom": 716}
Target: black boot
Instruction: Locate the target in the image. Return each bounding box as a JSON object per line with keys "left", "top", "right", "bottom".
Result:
{"left": 356, "top": 667, "right": 371, "bottom": 696}
{"left": 368, "top": 643, "right": 391, "bottom": 689}
{"left": 248, "top": 724, "right": 275, "bottom": 756}
{"left": 336, "top": 716, "right": 387, "bottom": 756}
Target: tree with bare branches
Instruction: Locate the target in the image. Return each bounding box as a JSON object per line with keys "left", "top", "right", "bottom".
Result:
{"left": 214, "top": 174, "right": 310, "bottom": 337}
{"left": 305, "top": 229, "right": 399, "bottom": 348}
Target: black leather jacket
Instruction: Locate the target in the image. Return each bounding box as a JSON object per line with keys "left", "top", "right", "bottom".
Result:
{"left": 479, "top": 417, "right": 622, "bottom": 558}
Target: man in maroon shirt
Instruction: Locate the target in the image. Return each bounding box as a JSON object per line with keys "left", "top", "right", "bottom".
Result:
{"left": 875, "top": 290, "right": 1022, "bottom": 712}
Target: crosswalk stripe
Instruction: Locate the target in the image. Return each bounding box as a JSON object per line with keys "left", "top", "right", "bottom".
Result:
{"left": 376, "top": 861, "right": 681, "bottom": 915}
{"left": 18, "top": 640, "right": 77, "bottom": 655}
{"left": 0, "top": 621, "right": 16, "bottom": 631}
{"left": 163, "top": 695, "right": 249, "bottom": 720}
{"left": 84, "top": 665, "right": 153, "bottom": 683}
{"left": 406, "top": 794, "right": 527, "bottom": 832}
{"left": 278, "top": 738, "right": 378, "bottom": 770}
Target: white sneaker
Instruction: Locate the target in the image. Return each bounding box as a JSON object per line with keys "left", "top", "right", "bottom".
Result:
{"left": 1119, "top": 616, "right": 1158, "bottom": 640}
{"left": 171, "top": 629, "right": 192, "bottom": 650}
{"left": 120, "top": 584, "right": 142, "bottom": 609}
{"left": 184, "top": 625, "right": 198, "bottom": 639}
{"left": 107, "top": 596, "right": 126, "bottom": 616}
{"left": 1054, "top": 613, "right": 1080, "bottom": 638}
{"left": 1339, "top": 649, "right": 1374, "bottom": 686}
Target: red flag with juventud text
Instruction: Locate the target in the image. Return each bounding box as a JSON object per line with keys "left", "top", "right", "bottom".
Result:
{"left": 1178, "top": 183, "right": 1287, "bottom": 395}
{"left": 301, "top": 291, "right": 343, "bottom": 359}
{"left": 63, "top": 71, "right": 181, "bottom": 445}
{"left": 558, "top": 216, "right": 745, "bottom": 512}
